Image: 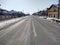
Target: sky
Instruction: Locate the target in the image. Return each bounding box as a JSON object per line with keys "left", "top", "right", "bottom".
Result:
{"left": 0, "top": 0, "right": 58, "bottom": 14}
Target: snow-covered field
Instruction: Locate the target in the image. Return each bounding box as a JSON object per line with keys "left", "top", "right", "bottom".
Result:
{"left": 0, "top": 17, "right": 25, "bottom": 30}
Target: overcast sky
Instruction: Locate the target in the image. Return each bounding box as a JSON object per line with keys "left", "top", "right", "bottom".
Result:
{"left": 0, "top": 0, "right": 58, "bottom": 14}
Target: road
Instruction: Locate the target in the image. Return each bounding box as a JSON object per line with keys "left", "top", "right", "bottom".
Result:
{"left": 0, "top": 16, "right": 60, "bottom": 45}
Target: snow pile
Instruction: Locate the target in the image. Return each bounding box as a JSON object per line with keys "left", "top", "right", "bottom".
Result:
{"left": 47, "top": 17, "right": 60, "bottom": 21}
{"left": 39, "top": 16, "right": 46, "bottom": 19}
{"left": 0, "top": 17, "right": 24, "bottom": 29}
{"left": 47, "top": 17, "right": 54, "bottom": 20}
{"left": 39, "top": 16, "right": 60, "bottom": 23}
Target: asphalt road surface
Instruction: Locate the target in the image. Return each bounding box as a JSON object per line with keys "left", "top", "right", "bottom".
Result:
{"left": 0, "top": 16, "right": 60, "bottom": 45}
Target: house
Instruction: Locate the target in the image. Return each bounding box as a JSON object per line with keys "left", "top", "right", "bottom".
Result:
{"left": 0, "top": 8, "right": 26, "bottom": 21}
{"left": 47, "top": 4, "right": 60, "bottom": 18}
{"left": 0, "top": 9, "right": 11, "bottom": 20}
{"left": 0, "top": 9, "right": 17, "bottom": 20}
{"left": 41, "top": 10, "right": 48, "bottom": 16}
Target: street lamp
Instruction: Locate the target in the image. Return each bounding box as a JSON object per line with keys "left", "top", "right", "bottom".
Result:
{"left": 58, "top": 0, "right": 60, "bottom": 19}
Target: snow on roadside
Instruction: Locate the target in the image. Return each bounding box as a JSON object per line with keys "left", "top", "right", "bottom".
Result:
{"left": 46, "top": 17, "right": 60, "bottom": 21}
{"left": 39, "top": 16, "right": 60, "bottom": 21}
{"left": 39, "top": 16, "right": 60, "bottom": 23}
{"left": 0, "top": 17, "right": 25, "bottom": 29}
{"left": 39, "top": 16, "right": 45, "bottom": 18}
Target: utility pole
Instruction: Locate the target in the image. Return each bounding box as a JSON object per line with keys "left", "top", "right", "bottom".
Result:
{"left": 0, "top": 4, "right": 1, "bottom": 9}
{"left": 0, "top": 4, "right": 1, "bottom": 13}
{"left": 0, "top": 4, "right": 1, "bottom": 7}
{"left": 58, "top": 0, "right": 60, "bottom": 19}
{"left": 38, "top": 9, "right": 39, "bottom": 15}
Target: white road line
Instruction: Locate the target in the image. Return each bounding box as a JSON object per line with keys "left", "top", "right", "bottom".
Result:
{"left": 32, "top": 21, "right": 37, "bottom": 37}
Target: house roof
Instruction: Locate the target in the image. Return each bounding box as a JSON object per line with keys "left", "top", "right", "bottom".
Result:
{"left": 53, "top": 4, "right": 60, "bottom": 8}
{"left": 48, "top": 4, "right": 60, "bottom": 10}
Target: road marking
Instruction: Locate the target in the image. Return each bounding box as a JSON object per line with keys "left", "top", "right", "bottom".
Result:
{"left": 32, "top": 21, "right": 37, "bottom": 37}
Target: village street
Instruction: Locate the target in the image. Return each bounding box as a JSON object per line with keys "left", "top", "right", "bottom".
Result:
{"left": 0, "top": 16, "right": 60, "bottom": 45}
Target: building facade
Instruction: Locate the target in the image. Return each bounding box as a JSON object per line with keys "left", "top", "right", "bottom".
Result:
{"left": 48, "top": 4, "right": 60, "bottom": 18}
